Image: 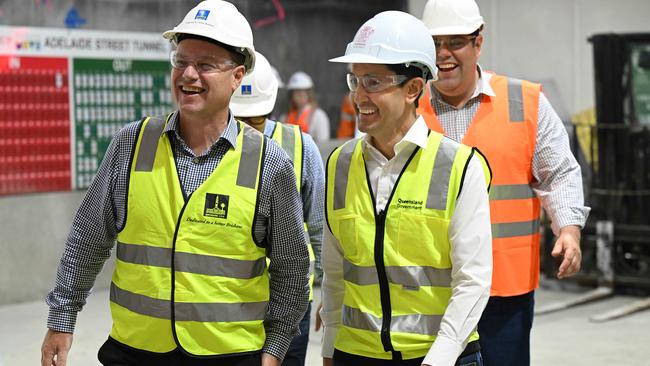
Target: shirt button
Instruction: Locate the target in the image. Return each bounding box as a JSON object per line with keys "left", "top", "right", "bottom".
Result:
{"left": 192, "top": 157, "right": 199, "bottom": 164}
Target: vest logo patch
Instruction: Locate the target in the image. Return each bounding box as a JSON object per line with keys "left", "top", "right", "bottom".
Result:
{"left": 204, "top": 193, "right": 229, "bottom": 219}
{"left": 395, "top": 197, "right": 423, "bottom": 210}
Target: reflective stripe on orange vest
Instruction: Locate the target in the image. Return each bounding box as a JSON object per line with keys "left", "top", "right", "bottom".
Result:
{"left": 417, "top": 74, "right": 541, "bottom": 296}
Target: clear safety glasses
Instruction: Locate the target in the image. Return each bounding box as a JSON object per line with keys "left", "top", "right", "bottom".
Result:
{"left": 170, "top": 50, "right": 238, "bottom": 74}
{"left": 346, "top": 73, "right": 408, "bottom": 93}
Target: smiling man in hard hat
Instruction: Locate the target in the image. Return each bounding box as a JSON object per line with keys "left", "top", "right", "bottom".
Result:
{"left": 231, "top": 51, "right": 325, "bottom": 366}
{"left": 417, "top": 0, "right": 590, "bottom": 365}
{"left": 40, "top": 1, "right": 309, "bottom": 365}
{"left": 321, "top": 10, "right": 493, "bottom": 366}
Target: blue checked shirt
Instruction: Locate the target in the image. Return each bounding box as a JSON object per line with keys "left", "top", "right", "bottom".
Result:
{"left": 45, "top": 111, "right": 310, "bottom": 360}
{"left": 263, "top": 119, "right": 325, "bottom": 277}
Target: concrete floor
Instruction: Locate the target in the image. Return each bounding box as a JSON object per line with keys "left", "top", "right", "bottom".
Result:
{"left": 1, "top": 281, "right": 649, "bottom": 366}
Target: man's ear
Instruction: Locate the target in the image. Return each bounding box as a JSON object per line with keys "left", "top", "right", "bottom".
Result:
{"left": 405, "top": 77, "right": 425, "bottom": 105}
{"left": 232, "top": 65, "right": 246, "bottom": 90}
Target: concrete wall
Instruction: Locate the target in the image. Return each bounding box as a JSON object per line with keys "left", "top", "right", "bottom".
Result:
{"left": 0, "top": 191, "right": 115, "bottom": 305}
{"left": 409, "top": 0, "right": 650, "bottom": 114}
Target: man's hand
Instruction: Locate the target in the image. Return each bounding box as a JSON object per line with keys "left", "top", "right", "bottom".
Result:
{"left": 262, "top": 352, "right": 281, "bottom": 366}
{"left": 552, "top": 225, "right": 582, "bottom": 279}
{"left": 314, "top": 302, "right": 323, "bottom": 331}
{"left": 323, "top": 357, "right": 333, "bottom": 366}
{"left": 41, "top": 329, "right": 73, "bottom": 366}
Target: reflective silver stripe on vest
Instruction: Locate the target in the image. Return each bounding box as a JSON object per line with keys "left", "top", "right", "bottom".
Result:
{"left": 116, "top": 242, "right": 266, "bottom": 278}
{"left": 333, "top": 140, "right": 358, "bottom": 210}
{"left": 489, "top": 184, "right": 535, "bottom": 201}
{"left": 491, "top": 219, "right": 540, "bottom": 238}
{"left": 342, "top": 305, "right": 443, "bottom": 336}
{"left": 236, "top": 126, "right": 263, "bottom": 189}
{"left": 427, "top": 137, "right": 459, "bottom": 210}
{"left": 508, "top": 78, "right": 524, "bottom": 122}
{"left": 343, "top": 259, "right": 451, "bottom": 288}
{"left": 280, "top": 123, "right": 295, "bottom": 163}
{"left": 135, "top": 116, "right": 167, "bottom": 172}
{"left": 110, "top": 283, "right": 268, "bottom": 322}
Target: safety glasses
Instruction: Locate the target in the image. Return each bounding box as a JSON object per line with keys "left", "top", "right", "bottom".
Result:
{"left": 170, "top": 50, "right": 238, "bottom": 74}
{"left": 432, "top": 36, "right": 477, "bottom": 51}
{"left": 346, "top": 73, "right": 408, "bottom": 93}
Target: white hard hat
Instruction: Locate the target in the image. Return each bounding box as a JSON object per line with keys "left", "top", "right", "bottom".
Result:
{"left": 422, "top": 0, "right": 484, "bottom": 36}
{"left": 230, "top": 52, "right": 278, "bottom": 118}
{"left": 329, "top": 11, "right": 438, "bottom": 81}
{"left": 287, "top": 71, "right": 314, "bottom": 90}
{"left": 270, "top": 65, "right": 285, "bottom": 88}
{"left": 163, "top": 0, "right": 256, "bottom": 74}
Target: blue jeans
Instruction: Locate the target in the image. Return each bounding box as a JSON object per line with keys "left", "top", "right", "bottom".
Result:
{"left": 477, "top": 291, "right": 535, "bottom": 366}
{"left": 456, "top": 351, "right": 483, "bottom": 366}
{"left": 282, "top": 302, "right": 311, "bottom": 366}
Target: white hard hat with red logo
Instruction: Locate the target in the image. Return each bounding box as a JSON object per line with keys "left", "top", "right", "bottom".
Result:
{"left": 163, "top": 0, "right": 256, "bottom": 74}
{"left": 230, "top": 51, "right": 278, "bottom": 118}
{"left": 328, "top": 11, "right": 438, "bottom": 81}
{"left": 422, "top": 0, "right": 484, "bottom": 36}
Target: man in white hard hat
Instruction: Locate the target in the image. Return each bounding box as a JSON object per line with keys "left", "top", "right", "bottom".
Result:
{"left": 231, "top": 51, "right": 325, "bottom": 366}
{"left": 418, "top": 0, "right": 590, "bottom": 365}
{"left": 282, "top": 71, "right": 331, "bottom": 143}
{"left": 322, "top": 10, "right": 492, "bottom": 366}
{"left": 40, "top": 1, "right": 309, "bottom": 365}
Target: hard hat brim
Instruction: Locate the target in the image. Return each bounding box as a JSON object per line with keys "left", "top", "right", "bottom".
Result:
{"left": 329, "top": 53, "right": 404, "bottom": 65}
{"left": 230, "top": 90, "right": 278, "bottom": 118}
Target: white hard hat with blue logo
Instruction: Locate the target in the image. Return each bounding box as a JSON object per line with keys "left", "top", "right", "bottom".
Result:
{"left": 163, "top": 0, "right": 256, "bottom": 74}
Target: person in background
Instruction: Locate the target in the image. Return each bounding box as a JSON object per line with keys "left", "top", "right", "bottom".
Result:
{"left": 282, "top": 71, "right": 330, "bottom": 143}
{"left": 418, "top": 0, "right": 590, "bottom": 365}
{"left": 231, "top": 51, "right": 325, "bottom": 366}
{"left": 336, "top": 91, "right": 358, "bottom": 139}
{"left": 321, "top": 10, "right": 493, "bottom": 366}
{"left": 40, "top": 1, "right": 309, "bottom": 365}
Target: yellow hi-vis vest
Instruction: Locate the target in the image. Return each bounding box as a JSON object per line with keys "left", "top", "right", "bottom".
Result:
{"left": 326, "top": 131, "right": 489, "bottom": 360}
{"left": 270, "top": 121, "right": 316, "bottom": 301}
{"left": 110, "top": 114, "right": 269, "bottom": 356}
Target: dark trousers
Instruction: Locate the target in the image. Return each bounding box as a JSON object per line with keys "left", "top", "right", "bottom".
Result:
{"left": 477, "top": 291, "right": 535, "bottom": 366}
{"left": 282, "top": 302, "right": 311, "bottom": 366}
{"left": 333, "top": 341, "right": 482, "bottom": 366}
{"left": 98, "top": 337, "right": 261, "bottom": 366}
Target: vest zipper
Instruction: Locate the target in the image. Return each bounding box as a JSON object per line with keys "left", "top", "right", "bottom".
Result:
{"left": 374, "top": 209, "right": 394, "bottom": 353}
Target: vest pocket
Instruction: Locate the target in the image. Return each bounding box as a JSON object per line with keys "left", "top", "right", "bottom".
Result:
{"left": 337, "top": 215, "right": 359, "bottom": 261}
{"left": 396, "top": 212, "right": 451, "bottom": 267}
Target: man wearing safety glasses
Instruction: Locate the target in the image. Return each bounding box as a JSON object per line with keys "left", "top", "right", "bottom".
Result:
{"left": 41, "top": 1, "right": 309, "bottom": 365}
{"left": 320, "top": 10, "right": 493, "bottom": 366}
{"left": 417, "top": 1, "right": 589, "bottom": 365}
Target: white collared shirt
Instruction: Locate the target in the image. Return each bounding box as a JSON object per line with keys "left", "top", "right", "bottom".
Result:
{"left": 321, "top": 116, "right": 492, "bottom": 365}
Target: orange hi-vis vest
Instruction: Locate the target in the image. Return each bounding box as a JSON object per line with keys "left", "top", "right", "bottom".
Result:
{"left": 336, "top": 93, "right": 356, "bottom": 139}
{"left": 286, "top": 107, "right": 313, "bottom": 134}
{"left": 417, "top": 73, "right": 541, "bottom": 297}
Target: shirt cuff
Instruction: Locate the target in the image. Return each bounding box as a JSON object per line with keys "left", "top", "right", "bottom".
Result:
{"left": 422, "top": 335, "right": 464, "bottom": 366}
{"left": 263, "top": 331, "right": 293, "bottom": 361}
{"left": 321, "top": 325, "right": 339, "bottom": 358}
{"left": 47, "top": 309, "right": 78, "bottom": 333}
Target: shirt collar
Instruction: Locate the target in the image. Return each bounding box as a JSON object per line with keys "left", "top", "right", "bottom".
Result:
{"left": 362, "top": 115, "right": 429, "bottom": 156}
{"left": 165, "top": 110, "right": 239, "bottom": 150}
{"left": 430, "top": 64, "right": 496, "bottom": 102}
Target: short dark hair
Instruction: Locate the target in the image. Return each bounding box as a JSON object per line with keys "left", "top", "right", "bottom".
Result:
{"left": 176, "top": 33, "right": 245, "bottom": 67}
{"left": 386, "top": 63, "right": 426, "bottom": 108}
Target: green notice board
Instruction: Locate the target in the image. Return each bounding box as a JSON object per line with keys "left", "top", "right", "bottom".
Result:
{"left": 631, "top": 43, "right": 650, "bottom": 126}
{"left": 73, "top": 58, "right": 173, "bottom": 188}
